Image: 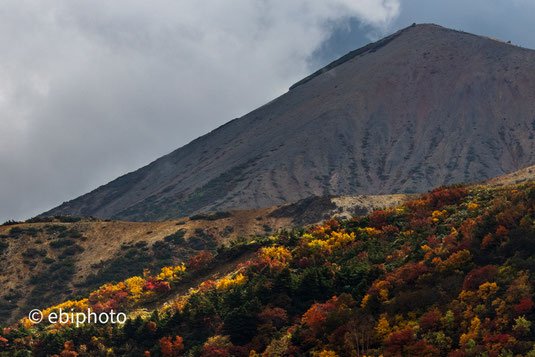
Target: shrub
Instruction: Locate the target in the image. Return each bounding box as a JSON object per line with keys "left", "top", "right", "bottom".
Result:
{"left": 22, "top": 248, "right": 47, "bottom": 259}
{"left": 164, "top": 229, "right": 186, "bottom": 245}
{"left": 152, "top": 241, "right": 173, "bottom": 259}
{"left": 43, "top": 257, "right": 55, "bottom": 264}
{"left": 0, "top": 241, "right": 8, "bottom": 254}
{"left": 54, "top": 215, "right": 81, "bottom": 223}
{"left": 25, "top": 216, "right": 53, "bottom": 223}
{"left": 186, "top": 251, "right": 214, "bottom": 271}
{"left": 7, "top": 226, "right": 39, "bottom": 237}
{"left": 50, "top": 239, "right": 75, "bottom": 249}
{"left": 60, "top": 244, "right": 84, "bottom": 257}
{"left": 2, "top": 220, "right": 20, "bottom": 226}
{"left": 44, "top": 224, "right": 68, "bottom": 234}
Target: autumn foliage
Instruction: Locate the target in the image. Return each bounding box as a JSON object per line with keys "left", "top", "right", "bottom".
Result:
{"left": 159, "top": 336, "right": 184, "bottom": 357}
{"left": 4, "top": 183, "right": 535, "bottom": 356}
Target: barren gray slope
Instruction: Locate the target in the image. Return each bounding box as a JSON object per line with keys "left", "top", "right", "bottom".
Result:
{"left": 44, "top": 24, "right": 535, "bottom": 221}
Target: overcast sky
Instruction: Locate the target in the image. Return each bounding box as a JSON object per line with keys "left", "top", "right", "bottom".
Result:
{"left": 1, "top": 0, "right": 535, "bottom": 222}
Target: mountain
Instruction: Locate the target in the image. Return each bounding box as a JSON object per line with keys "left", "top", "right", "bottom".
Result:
{"left": 44, "top": 23, "right": 535, "bottom": 221}
{"left": 6, "top": 179, "right": 535, "bottom": 355}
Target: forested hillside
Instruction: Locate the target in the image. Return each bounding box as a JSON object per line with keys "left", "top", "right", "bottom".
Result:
{"left": 3, "top": 182, "right": 535, "bottom": 356}
{"left": 0, "top": 193, "right": 407, "bottom": 326}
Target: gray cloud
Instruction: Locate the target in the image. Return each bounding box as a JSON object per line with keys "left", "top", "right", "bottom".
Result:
{"left": 4, "top": 0, "right": 535, "bottom": 222}
{"left": 0, "top": 0, "right": 400, "bottom": 221}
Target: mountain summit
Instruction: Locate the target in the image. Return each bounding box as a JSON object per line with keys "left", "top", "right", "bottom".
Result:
{"left": 44, "top": 24, "right": 535, "bottom": 221}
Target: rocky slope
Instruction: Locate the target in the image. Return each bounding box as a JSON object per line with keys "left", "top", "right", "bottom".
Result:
{"left": 483, "top": 164, "right": 535, "bottom": 186}
{"left": 44, "top": 23, "right": 535, "bottom": 221}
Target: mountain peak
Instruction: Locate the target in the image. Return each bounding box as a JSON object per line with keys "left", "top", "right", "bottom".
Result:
{"left": 290, "top": 23, "right": 519, "bottom": 91}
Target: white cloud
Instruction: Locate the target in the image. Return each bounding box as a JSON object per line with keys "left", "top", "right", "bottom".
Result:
{"left": 0, "top": 0, "right": 400, "bottom": 221}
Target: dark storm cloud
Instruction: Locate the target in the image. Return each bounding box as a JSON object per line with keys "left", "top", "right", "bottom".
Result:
{"left": 0, "top": 0, "right": 400, "bottom": 221}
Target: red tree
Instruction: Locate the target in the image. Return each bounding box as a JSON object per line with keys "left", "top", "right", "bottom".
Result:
{"left": 420, "top": 310, "right": 442, "bottom": 332}
{"left": 514, "top": 298, "right": 534, "bottom": 315}
{"left": 187, "top": 251, "right": 214, "bottom": 271}
{"left": 463, "top": 265, "right": 497, "bottom": 290}
{"left": 159, "top": 336, "right": 184, "bottom": 357}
